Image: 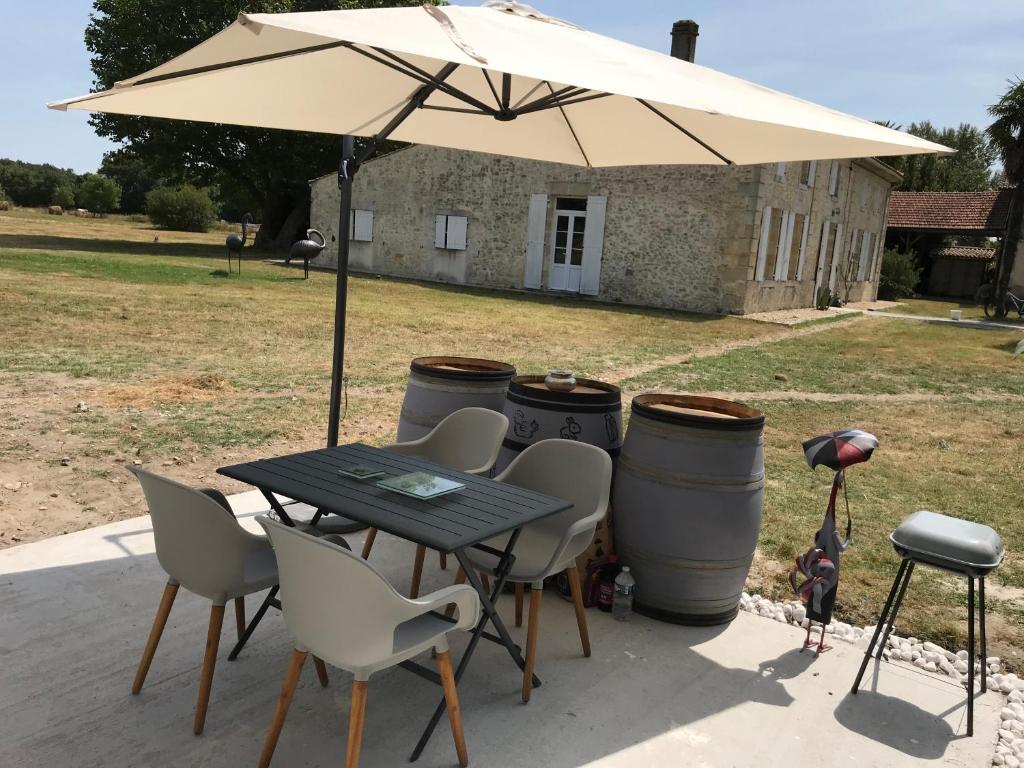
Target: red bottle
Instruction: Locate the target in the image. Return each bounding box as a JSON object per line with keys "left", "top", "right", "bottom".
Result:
{"left": 596, "top": 555, "right": 621, "bottom": 613}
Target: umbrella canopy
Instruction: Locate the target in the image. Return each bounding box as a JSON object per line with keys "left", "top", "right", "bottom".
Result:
{"left": 802, "top": 429, "right": 879, "bottom": 472}
{"left": 49, "top": 2, "right": 951, "bottom": 447}
{"left": 50, "top": 3, "right": 950, "bottom": 167}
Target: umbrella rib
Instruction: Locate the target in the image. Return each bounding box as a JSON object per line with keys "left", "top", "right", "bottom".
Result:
{"left": 366, "top": 46, "right": 497, "bottom": 115}
{"left": 546, "top": 83, "right": 591, "bottom": 168}
{"left": 515, "top": 84, "right": 586, "bottom": 113}
{"left": 481, "top": 69, "right": 502, "bottom": 110}
{"left": 636, "top": 99, "right": 733, "bottom": 165}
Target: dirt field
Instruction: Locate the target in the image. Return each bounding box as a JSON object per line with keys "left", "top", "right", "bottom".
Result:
{"left": 2, "top": 207, "right": 1023, "bottom": 663}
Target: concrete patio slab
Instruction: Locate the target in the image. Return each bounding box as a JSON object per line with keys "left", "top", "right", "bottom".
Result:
{"left": 0, "top": 491, "right": 1000, "bottom": 767}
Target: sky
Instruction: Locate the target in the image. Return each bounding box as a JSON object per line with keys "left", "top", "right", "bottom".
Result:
{"left": 2, "top": 0, "right": 1022, "bottom": 174}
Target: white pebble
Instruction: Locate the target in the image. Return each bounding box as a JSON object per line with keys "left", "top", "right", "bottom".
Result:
{"left": 913, "top": 657, "right": 928, "bottom": 669}
{"left": 1010, "top": 691, "right": 1024, "bottom": 704}
{"left": 989, "top": 656, "right": 1002, "bottom": 667}
{"left": 955, "top": 660, "right": 969, "bottom": 674}
{"left": 1002, "top": 680, "right": 1016, "bottom": 694}
{"left": 792, "top": 606, "right": 806, "bottom": 624}
{"left": 1006, "top": 755, "right": 1020, "bottom": 768}
{"left": 923, "top": 661, "right": 938, "bottom": 673}
{"left": 993, "top": 755, "right": 1004, "bottom": 766}
{"left": 957, "top": 649, "right": 969, "bottom": 661}
{"left": 1003, "top": 708, "right": 1017, "bottom": 721}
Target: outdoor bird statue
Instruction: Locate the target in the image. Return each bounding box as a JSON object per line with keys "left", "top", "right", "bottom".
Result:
{"left": 287, "top": 228, "right": 326, "bottom": 279}
{"left": 790, "top": 428, "right": 878, "bottom": 654}
{"left": 225, "top": 212, "right": 252, "bottom": 273}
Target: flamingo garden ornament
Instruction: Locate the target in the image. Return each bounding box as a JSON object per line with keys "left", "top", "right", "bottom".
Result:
{"left": 287, "top": 228, "right": 326, "bottom": 279}
{"left": 790, "top": 428, "right": 878, "bottom": 654}
{"left": 225, "top": 213, "right": 252, "bottom": 273}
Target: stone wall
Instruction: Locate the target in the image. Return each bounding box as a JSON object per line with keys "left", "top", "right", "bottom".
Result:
{"left": 310, "top": 147, "right": 893, "bottom": 314}
{"left": 721, "top": 159, "right": 894, "bottom": 314}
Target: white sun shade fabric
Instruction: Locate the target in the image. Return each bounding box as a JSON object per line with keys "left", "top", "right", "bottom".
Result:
{"left": 49, "top": 3, "right": 951, "bottom": 167}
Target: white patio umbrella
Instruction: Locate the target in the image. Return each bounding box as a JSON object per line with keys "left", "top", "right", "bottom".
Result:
{"left": 50, "top": 1, "right": 951, "bottom": 444}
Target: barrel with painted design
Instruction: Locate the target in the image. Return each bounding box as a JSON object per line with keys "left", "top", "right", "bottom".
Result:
{"left": 613, "top": 394, "right": 765, "bottom": 625}
{"left": 496, "top": 375, "right": 622, "bottom": 473}
{"left": 396, "top": 356, "right": 516, "bottom": 442}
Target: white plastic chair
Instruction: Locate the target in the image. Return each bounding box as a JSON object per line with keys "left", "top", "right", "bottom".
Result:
{"left": 456, "top": 439, "right": 612, "bottom": 703}
{"left": 256, "top": 515, "right": 481, "bottom": 768}
{"left": 127, "top": 467, "right": 318, "bottom": 735}
{"left": 360, "top": 407, "right": 508, "bottom": 597}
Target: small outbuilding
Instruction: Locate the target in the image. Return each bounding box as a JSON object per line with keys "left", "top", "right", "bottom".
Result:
{"left": 926, "top": 245, "right": 995, "bottom": 299}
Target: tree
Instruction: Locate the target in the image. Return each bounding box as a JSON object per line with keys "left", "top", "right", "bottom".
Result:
{"left": 988, "top": 78, "right": 1024, "bottom": 298}
{"left": 882, "top": 122, "right": 998, "bottom": 192}
{"left": 77, "top": 173, "right": 121, "bottom": 215}
{"left": 146, "top": 184, "right": 218, "bottom": 232}
{"left": 99, "top": 149, "right": 160, "bottom": 214}
{"left": 52, "top": 186, "right": 76, "bottom": 208}
{"left": 85, "top": 0, "right": 431, "bottom": 249}
{"left": 0, "top": 159, "right": 80, "bottom": 207}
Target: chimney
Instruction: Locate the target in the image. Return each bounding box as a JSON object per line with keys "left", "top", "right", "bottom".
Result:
{"left": 670, "top": 20, "right": 699, "bottom": 63}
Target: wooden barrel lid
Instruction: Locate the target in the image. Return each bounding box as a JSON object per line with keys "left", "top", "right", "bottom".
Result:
{"left": 508, "top": 375, "right": 621, "bottom": 406}
{"left": 632, "top": 394, "right": 764, "bottom": 430}
{"left": 410, "top": 356, "right": 515, "bottom": 381}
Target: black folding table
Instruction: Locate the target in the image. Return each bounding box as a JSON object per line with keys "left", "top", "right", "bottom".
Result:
{"left": 217, "top": 442, "right": 572, "bottom": 761}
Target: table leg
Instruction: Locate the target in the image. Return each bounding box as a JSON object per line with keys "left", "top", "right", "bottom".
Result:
{"left": 260, "top": 489, "right": 297, "bottom": 527}
{"left": 410, "top": 532, "right": 537, "bottom": 762}
{"left": 228, "top": 585, "right": 279, "bottom": 661}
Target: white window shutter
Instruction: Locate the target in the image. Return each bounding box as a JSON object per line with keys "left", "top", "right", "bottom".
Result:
{"left": 775, "top": 162, "right": 786, "bottom": 180}
{"left": 434, "top": 215, "right": 447, "bottom": 249}
{"left": 353, "top": 210, "right": 373, "bottom": 242}
{"left": 755, "top": 207, "right": 772, "bottom": 281}
{"left": 776, "top": 211, "right": 793, "bottom": 281}
{"left": 816, "top": 221, "right": 830, "bottom": 285}
{"left": 828, "top": 161, "right": 839, "bottom": 195}
{"left": 858, "top": 231, "right": 872, "bottom": 280}
{"left": 447, "top": 215, "right": 468, "bottom": 250}
{"left": 524, "top": 194, "right": 547, "bottom": 289}
{"left": 580, "top": 195, "right": 607, "bottom": 296}
{"left": 807, "top": 160, "right": 817, "bottom": 188}
{"left": 796, "top": 215, "right": 810, "bottom": 280}
{"left": 829, "top": 224, "right": 843, "bottom": 291}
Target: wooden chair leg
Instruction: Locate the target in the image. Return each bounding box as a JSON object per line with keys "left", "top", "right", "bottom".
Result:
{"left": 132, "top": 581, "right": 179, "bottom": 695}
{"left": 258, "top": 649, "right": 307, "bottom": 768}
{"left": 437, "top": 650, "right": 469, "bottom": 768}
{"left": 194, "top": 604, "right": 225, "bottom": 735}
{"left": 522, "top": 587, "right": 542, "bottom": 703}
{"left": 439, "top": 551, "right": 448, "bottom": 571}
{"left": 361, "top": 527, "right": 378, "bottom": 560}
{"left": 479, "top": 572, "right": 491, "bottom": 595}
{"left": 514, "top": 583, "right": 524, "bottom": 628}
{"left": 345, "top": 681, "right": 369, "bottom": 768}
{"left": 234, "top": 597, "right": 246, "bottom": 642}
{"left": 446, "top": 567, "right": 466, "bottom": 618}
{"left": 410, "top": 545, "right": 427, "bottom": 599}
{"left": 313, "top": 656, "right": 329, "bottom": 687}
{"left": 566, "top": 567, "right": 591, "bottom": 658}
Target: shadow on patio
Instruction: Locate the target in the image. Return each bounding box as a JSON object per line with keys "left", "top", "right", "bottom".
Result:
{"left": 0, "top": 497, "right": 999, "bottom": 768}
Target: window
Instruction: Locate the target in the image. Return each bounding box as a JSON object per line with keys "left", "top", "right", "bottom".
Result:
{"left": 788, "top": 213, "right": 807, "bottom": 281}
{"left": 775, "top": 162, "right": 786, "bottom": 180}
{"left": 756, "top": 207, "right": 785, "bottom": 281}
{"left": 848, "top": 229, "right": 863, "bottom": 281}
{"left": 434, "top": 214, "right": 468, "bottom": 250}
{"left": 859, "top": 231, "right": 875, "bottom": 281}
{"left": 828, "top": 160, "right": 840, "bottom": 196}
{"left": 799, "top": 160, "right": 817, "bottom": 188}
{"left": 349, "top": 209, "right": 373, "bottom": 242}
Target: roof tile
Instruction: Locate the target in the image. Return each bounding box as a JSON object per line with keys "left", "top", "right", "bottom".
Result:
{"left": 886, "top": 190, "right": 1013, "bottom": 232}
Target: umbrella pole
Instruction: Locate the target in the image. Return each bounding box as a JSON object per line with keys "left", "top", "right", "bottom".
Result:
{"left": 327, "top": 135, "right": 355, "bottom": 448}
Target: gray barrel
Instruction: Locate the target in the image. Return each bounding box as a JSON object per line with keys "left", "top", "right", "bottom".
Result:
{"left": 396, "top": 356, "right": 516, "bottom": 442}
{"left": 613, "top": 394, "right": 765, "bottom": 625}
{"left": 496, "top": 375, "right": 622, "bottom": 472}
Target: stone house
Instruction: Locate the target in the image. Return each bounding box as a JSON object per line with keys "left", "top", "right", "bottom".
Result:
{"left": 308, "top": 19, "right": 899, "bottom": 315}
{"left": 309, "top": 149, "right": 897, "bottom": 315}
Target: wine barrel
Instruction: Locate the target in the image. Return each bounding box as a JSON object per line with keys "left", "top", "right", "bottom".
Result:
{"left": 396, "top": 356, "right": 516, "bottom": 442}
{"left": 496, "top": 375, "right": 622, "bottom": 472}
{"left": 613, "top": 394, "right": 765, "bottom": 625}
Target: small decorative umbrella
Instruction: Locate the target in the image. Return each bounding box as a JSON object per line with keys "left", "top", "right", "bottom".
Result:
{"left": 791, "top": 428, "right": 878, "bottom": 653}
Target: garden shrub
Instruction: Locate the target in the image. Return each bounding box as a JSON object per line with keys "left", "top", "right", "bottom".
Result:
{"left": 145, "top": 185, "right": 217, "bottom": 232}
{"left": 878, "top": 248, "right": 921, "bottom": 300}
{"left": 52, "top": 185, "right": 76, "bottom": 209}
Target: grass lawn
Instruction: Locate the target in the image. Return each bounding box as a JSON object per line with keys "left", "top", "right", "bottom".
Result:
{"left": 2, "top": 207, "right": 1023, "bottom": 666}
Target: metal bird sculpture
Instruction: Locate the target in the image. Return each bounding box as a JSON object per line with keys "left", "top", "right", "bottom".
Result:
{"left": 287, "top": 228, "right": 326, "bottom": 279}
{"left": 225, "top": 213, "right": 252, "bottom": 273}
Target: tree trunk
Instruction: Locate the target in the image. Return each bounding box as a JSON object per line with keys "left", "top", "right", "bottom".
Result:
{"left": 997, "top": 185, "right": 1024, "bottom": 295}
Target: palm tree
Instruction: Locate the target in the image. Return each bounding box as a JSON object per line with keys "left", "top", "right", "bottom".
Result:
{"left": 988, "top": 78, "right": 1024, "bottom": 303}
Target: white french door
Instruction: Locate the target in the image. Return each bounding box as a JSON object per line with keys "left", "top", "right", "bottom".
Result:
{"left": 548, "top": 200, "right": 587, "bottom": 292}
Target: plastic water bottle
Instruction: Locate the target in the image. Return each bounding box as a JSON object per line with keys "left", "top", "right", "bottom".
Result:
{"left": 612, "top": 566, "right": 635, "bottom": 621}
